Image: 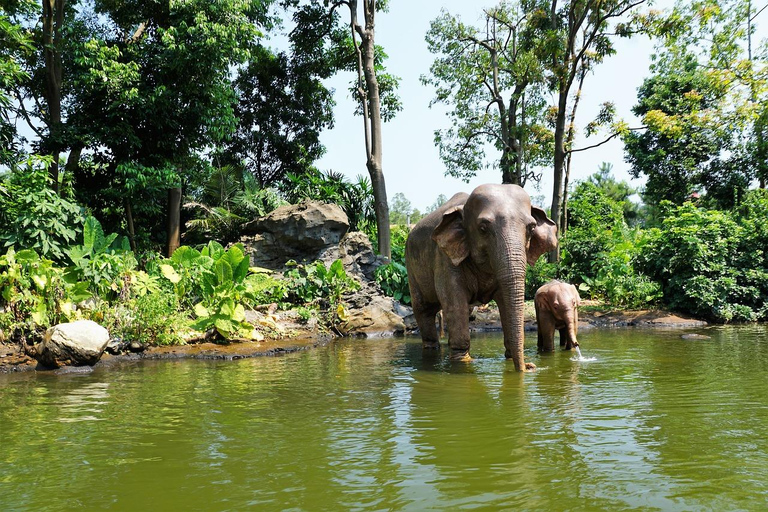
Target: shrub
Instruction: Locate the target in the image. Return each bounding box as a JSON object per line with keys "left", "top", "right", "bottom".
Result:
{"left": 635, "top": 202, "right": 765, "bottom": 322}
{"left": 560, "top": 180, "right": 659, "bottom": 309}
{"left": 580, "top": 239, "right": 662, "bottom": 309}
{"left": 525, "top": 257, "right": 559, "bottom": 300}
{"left": 283, "top": 259, "right": 360, "bottom": 308}
{"left": 157, "top": 242, "right": 267, "bottom": 339}
{"left": 94, "top": 292, "right": 185, "bottom": 346}
{"left": 375, "top": 261, "right": 410, "bottom": 304}
{"left": 375, "top": 225, "right": 411, "bottom": 304}
{"left": 0, "top": 248, "right": 90, "bottom": 340}
{"left": 65, "top": 216, "right": 137, "bottom": 300}
{"left": 0, "top": 155, "right": 85, "bottom": 263}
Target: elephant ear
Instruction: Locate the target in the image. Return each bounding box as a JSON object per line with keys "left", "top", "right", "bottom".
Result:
{"left": 432, "top": 205, "right": 469, "bottom": 266}
{"left": 570, "top": 284, "right": 581, "bottom": 306}
{"left": 527, "top": 205, "right": 558, "bottom": 266}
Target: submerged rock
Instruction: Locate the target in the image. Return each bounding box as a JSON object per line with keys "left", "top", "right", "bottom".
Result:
{"left": 681, "top": 333, "right": 712, "bottom": 340}
{"left": 105, "top": 337, "right": 128, "bottom": 355}
{"left": 35, "top": 320, "right": 110, "bottom": 368}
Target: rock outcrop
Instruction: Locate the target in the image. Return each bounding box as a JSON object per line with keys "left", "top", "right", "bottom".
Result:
{"left": 318, "top": 231, "right": 384, "bottom": 282}
{"left": 338, "top": 279, "right": 406, "bottom": 337}
{"left": 241, "top": 201, "right": 350, "bottom": 269}
{"left": 34, "top": 320, "right": 110, "bottom": 368}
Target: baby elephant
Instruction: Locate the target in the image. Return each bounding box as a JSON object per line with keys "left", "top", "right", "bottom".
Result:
{"left": 534, "top": 280, "right": 581, "bottom": 351}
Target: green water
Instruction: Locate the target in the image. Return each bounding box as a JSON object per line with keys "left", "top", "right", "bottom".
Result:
{"left": 2, "top": 327, "right": 768, "bottom": 511}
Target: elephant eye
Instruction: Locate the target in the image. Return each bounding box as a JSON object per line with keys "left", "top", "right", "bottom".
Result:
{"left": 478, "top": 221, "right": 490, "bottom": 234}
{"left": 526, "top": 223, "right": 536, "bottom": 237}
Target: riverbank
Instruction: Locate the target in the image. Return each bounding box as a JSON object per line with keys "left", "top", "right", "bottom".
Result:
{"left": 0, "top": 302, "right": 708, "bottom": 374}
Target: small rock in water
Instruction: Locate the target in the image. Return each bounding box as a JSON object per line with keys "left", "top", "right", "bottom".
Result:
{"left": 129, "top": 341, "right": 146, "bottom": 353}
{"left": 681, "top": 333, "right": 711, "bottom": 340}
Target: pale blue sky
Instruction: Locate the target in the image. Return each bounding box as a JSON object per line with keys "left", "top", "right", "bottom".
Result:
{"left": 300, "top": 0, "right": 767, "bottom": 211}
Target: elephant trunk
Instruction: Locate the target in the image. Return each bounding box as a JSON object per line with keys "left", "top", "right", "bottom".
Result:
{"left": 496, "top": 242, "right": 528, "bottom": 371}
{"left": 565, "top": 308, "right": 579, "bottom": 349}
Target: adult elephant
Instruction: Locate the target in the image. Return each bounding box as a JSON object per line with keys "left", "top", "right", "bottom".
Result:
{"left": 405, "top": 184, "right": 558, "bottom": 371}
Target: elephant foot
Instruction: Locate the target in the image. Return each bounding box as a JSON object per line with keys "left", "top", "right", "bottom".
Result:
{"left": 449, "top": 349, "right": 472, "bottom": 361}
{"left": 422, "top": 340, "right": 440, "bottom": 350}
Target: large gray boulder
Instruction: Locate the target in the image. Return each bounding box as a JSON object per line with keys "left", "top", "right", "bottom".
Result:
{"left": 35, "top": 320, "right": 110, "bottom": 368}
{"left": 241, "top": 201, "right": 350, "bottom": 269}
{"left": 318, "top": 231, "right": 384, "bottom": 282}
{"left": 338, "top": 281, "right": 406, "bottom": 337}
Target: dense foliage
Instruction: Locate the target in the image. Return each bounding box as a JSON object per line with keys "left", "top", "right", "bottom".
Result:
{"left": 375, "top": 226, "right": 410, "bottom": 305}
{"left": 636, "top": 194, "right": 768, "bottom": 322}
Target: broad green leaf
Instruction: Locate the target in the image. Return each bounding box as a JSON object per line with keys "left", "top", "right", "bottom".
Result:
{"left": 215, "top": 259, "right": 233, "bottom": 285}
{"left": 67, "top": 282, "right": 92, "bottom": 303}
{"left": 83, "top": 216, "right": 105, "bottom": 253}
{"left": 103, "top": 232, "right": 118, "bottom": 251}
{"left": 219, "top": 298, "right": 236, "bottom": 317}
{"left": 214, "top": 317, "right": 235, "bottom": 336}
{"left": 232, "top": 303, "right": 246, "bottom": 322}
{"left": 31, "top": 274, "right": 47, "bottom": 290}
{"left": 172, "top": 246, "right": 201, "bottom": 266}
{"left": 160, "top": 264, "right": 182, "bottom": 284}
{"left": 194, "top": 303, "right": 210, "bottom": 318}
{"left": 234, "top": 255, "right": 250, "bottom": 283}
{"left": 15, "top": 249, "right": 39, "bottom": 263}
{"left": 203, "top": 241, "right": 224, "bottom": 259}
{"left": 31, "top": 302, "right": 47, "bottom": 326}
{"left": 223, "top": 244, "right": 245, "bottom": 268}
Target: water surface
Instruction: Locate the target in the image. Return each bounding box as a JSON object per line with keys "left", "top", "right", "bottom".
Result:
{"left": 2, "top": 327, "right": 768, "bottom": 511}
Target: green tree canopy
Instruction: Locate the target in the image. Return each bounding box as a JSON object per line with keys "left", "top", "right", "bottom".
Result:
{"left": 625, "top": 0, "right": 768, "bottom": 209}
{"left": 423, "top": 2, "right": 552, "bottom": 185}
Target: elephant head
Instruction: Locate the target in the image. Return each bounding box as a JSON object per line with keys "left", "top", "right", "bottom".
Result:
{"left": 431, "top": 184, "right": 557, "bottom": 368}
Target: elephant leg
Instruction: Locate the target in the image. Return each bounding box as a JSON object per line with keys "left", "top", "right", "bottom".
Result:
{"left": 536, "top": 310, "right": 556, "bottom": 352}
{"left": 441, "top": 300, "right": 471, "bottom": 360}
{"left": 414, "top": 304, "right": 441, "bottom": 350}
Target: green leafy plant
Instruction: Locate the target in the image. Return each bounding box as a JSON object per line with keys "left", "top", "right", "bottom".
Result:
{"left": 157, "top": 242, "right": 277, "bottom": 339}
{"left": 283, "top": 259, "right": 360, "bottom": 309}
{"left": 635, "top": 202, "right": 762, "bottom": 322}
{"left": 525, "top": 257, "right": 559, "bottom": 300}
{"left": 66, "top": 216, "right": 137, "bottom": 299}
{"left": 0, "top": 155, "right": 85, "bottom": 263}
{"left": 0, "top": 248, "right": 91, "bottom": 339}
{"left": 375, "top": 261, "right": 410, "bottom": 305}
{"left": 375, "top": 225, "right": 412, "bottom": 304}
{"left": 95, "top": 292, "right": 185, "bottom": 346}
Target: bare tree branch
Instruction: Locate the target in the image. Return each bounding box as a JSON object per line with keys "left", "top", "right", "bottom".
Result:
{"left": 567, "top": 126, "right": 644, "bottom": 154}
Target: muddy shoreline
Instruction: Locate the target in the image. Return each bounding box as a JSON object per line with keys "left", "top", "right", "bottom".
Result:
{"left": 0, "top": 307, "right": 709, "bottom": 374}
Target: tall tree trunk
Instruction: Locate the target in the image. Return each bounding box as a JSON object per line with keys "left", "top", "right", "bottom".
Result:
{"left": 125, "top": 198, "right": 137, "bottom": 252}
{"left": 560, "top": 66, "right": 587, "bottom": 234}
{"left": 42, "top": 0, "right": 64, "bottom": 193}
{"left": 167, "top": 187, "right": 182, "bottom": 257}
{"left": 499, "top": 99, "right": 515, "bottom": 184}
{"left": 64, "top": 144, "right": 82, "bottom": 176}
{"left": 351, "top": 1, "right": 391, "bottom": 260}
{"left": 549, "top": 85, "right": 568, "bottom": 262}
